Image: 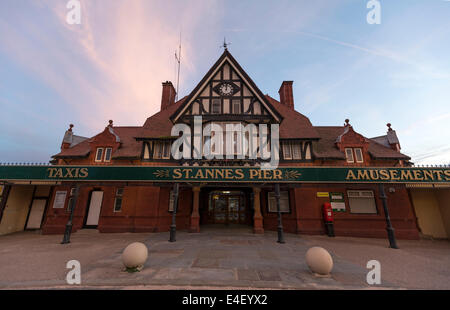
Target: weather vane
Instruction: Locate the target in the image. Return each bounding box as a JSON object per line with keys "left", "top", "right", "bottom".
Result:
{"left": 222, "top": 37, "right": 231, "bottom": 50}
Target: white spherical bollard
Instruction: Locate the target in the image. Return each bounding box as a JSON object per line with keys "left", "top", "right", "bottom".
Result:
{"left": 305, "top": 246, "right": 333, "bottom": 276}
{"left": 122, "top": 242, "right": 148, "bottom": 270}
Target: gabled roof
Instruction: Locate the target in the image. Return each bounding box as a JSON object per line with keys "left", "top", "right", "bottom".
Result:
{"left": 312, "top": 126, "right": 410, "bottom": 160}
{"left": 170, "top": 49, "right": 283, "bottom": 123}
{"left": 53, "top": 127, "right": 143, "bottom": 159}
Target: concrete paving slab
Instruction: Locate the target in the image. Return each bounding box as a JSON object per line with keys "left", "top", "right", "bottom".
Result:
{"left": 237, "top": 269, "right": 260, "bottom": 281}
{"left": 258, "top": 270, "right": 282, "bottom": 281}
{"left": 192, "top": 258, "right": 220, "bottom": 268}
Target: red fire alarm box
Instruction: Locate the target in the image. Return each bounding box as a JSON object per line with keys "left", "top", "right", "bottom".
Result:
{"left": 323, "top": 203, "right": 334, "bottom": 223}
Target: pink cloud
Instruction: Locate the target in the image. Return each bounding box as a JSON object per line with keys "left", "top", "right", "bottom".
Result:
{"left": 0, "top": 0, "right": 223, "bottom": 136}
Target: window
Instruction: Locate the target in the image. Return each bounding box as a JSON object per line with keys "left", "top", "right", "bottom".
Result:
{"left": 282, "top": 141, "right": 303, "bottom": 160}
{"left": 224, "top": 123, "right": 242, "bottom": 156}
{"left": 210, "top": 131, "right": 222, "bottom": 155}
{"left": 354, "top": 148, "right": 364, "bottom": 163}
{"left": 267, "top": 191, "right": 290, "bottom": 213}
{"left": 163, "top": 141, "right": 171, "bottom": 159}
{"left": 143, "top": 143, "right": 151, "bottom": 159}
{"left": 345, "top": 148, "right": 363, "bottom": 163}
{"left": 347, "top": 190, "right": 377, "bottom": 214}
{"left": 95, "top": 147, "right": 113, "bottom": 162}
{"left": 104, "top": 148, "right": 112, "bottom": 162}
{"left": 212, "top": 99, "right": 221, "bottom": 114}
{"left": 232, "top": 100, "right": 241, "bottom": 114}
{"left": 95, "top": 148, "right": 104, "bottom": 162}
{"left": 233, "top": 132, "right": 240, "bottom": 154}
{"left": 114, "top": 188, "right": 123, "bottom": 212}
{"left": 67, "top": 187, "right": 76, "bottom": 212}
{"left": 282, "top": 142, "right": 292, "bottom": 159}
{"left": 168, "top": 190, "right": 175, "bottom": 212}
{"left": 291, "top": 142, "right": 301, "bottom": 160}
{"left": 203, "top": 136, "right": 211, "bottom": 156}
{"left": 345, "top": 148, "right": 354, "bottom": 163}
{"left": 153, "top": 141, "right": 171, "bottom": 159}
{"left": 153, "top": 142, "right": 162, "bottom": 159}
{"left": 304, "top": 143, "right": 312, "bottom": 160}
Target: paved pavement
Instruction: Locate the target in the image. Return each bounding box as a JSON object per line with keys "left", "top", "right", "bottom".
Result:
{"left": 0, "top": 226, "right": 449, "bottom": 289}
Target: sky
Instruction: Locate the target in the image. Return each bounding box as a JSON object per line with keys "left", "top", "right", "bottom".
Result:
{"left": 0, "top": 0, "right": 449, "bottom": 165}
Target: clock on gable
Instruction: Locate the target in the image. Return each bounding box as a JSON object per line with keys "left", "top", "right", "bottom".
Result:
{"left": 213, "top": 82, "right": 240, "bottom": 97}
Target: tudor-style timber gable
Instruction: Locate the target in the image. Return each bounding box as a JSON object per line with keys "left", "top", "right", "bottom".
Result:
{"left": 171, "top": 49, "right": 283, "bottom": 124}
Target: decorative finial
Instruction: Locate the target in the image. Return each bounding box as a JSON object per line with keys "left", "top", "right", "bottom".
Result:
{"left": 69, "top": 124, "right": 74, "bottom": 132}
{"left": 108, "top": 120, "right": 113, "bottom": 127}
{"left": 222, "top": 37, "right": 231, "bottom": 51}
{"left": 344, "top": 119, "right": 350, "bottom": 126}
{"left": 387, "top": 123, "right": 392, "bottom": 131}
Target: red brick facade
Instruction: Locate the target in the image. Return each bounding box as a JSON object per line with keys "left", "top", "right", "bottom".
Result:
{"left": 42, "top": 182, "right": 419, "bottom": 239}
{"left": 43, "top": 49, "right": 419, "bottom": 240}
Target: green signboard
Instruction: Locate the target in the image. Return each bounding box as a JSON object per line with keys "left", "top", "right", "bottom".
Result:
{"left": 0, "top": 165, "right": 449, "bottom": 184}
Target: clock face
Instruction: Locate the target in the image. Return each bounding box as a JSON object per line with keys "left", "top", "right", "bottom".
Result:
{"left": 219, "top": 83, "right": 233, "bottom": 96}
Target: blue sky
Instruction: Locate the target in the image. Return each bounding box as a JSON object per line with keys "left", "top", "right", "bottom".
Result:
{"left": 0, "top": 0, "right": 449, "bottom": 164}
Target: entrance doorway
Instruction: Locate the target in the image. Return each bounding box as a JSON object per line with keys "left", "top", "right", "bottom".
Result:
{"left": 209, "top": 191, "right": 246, "bottom": 224}
{"left": 26, "top": 199, "right": 47, "bottom": 230}
{"left": 84, "top": 191, "right": 103, "bottom": 228}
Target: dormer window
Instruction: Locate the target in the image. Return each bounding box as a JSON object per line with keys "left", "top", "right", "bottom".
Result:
{"left": 104, "top": 148, "right": 112, "bottom": 162}
{"left": 143, "top": 143, "right": 151, "bottom": 160}
{"left": 354, "top": 148, "right": 364, "bottom": 163}
{"left": 95, "top": 148, "right": 104, "bottom": 162}
{"left": 345, "top": 148, "right": 354, "bottom": 163}
{"left": 153, "top": 141, "right": 171, "bottom": 159}
{"left": 282, "top": 141, "right": 302, "bottom": 160}
{"left": 345, "top": 148, "right": 364, "bottom": 163}
{"left": 95, "top": 147, "right": 113, "bottom": 162}
{"left": 282, "top": 142, "right": 292, "bottom": 159}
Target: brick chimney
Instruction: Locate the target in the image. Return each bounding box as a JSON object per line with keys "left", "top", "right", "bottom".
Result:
{"left": 386, "top": 123, "right": 401, "bottom": 152}
{"left": 161, "top": 81, "right": 176, "bottom": 111}
{"left": 278, "top": 81, "right": 294, "bottom": 109}
{"left": 61, "top": 124, "right": 74, "bottom": 149}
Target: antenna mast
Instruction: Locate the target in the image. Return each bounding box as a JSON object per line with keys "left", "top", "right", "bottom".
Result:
{"left": 175, "top": 32, "right": 182, "bottom": 102}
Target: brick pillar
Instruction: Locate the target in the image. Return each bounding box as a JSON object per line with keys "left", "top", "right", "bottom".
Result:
{"left": 189, "top": 186, "right": 201, "bottom": 233}
{"left": 253, "top": 187, "right": 264, "bottom": 234}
